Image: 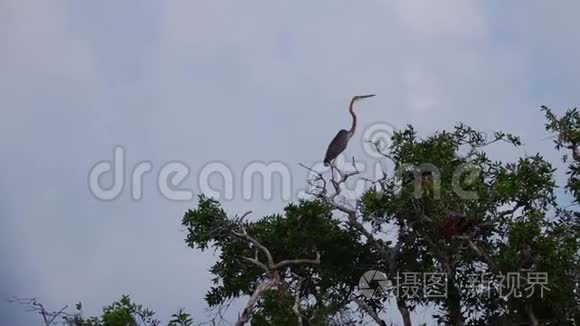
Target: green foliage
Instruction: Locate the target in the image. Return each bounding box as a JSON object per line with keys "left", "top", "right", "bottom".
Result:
{"left": 168, "top": 309, "right": 193, "bottom": 326}
{"left": 182, "top": 195, "right": 232, "bottom": 251}
{"left": 181, "top": 198, "right": 378, "bottom": 321}
{"left": 102, "top": 295, "right": 159, "bottom": 326}
{"left": 251, "top": 290, "right": 298, "bottom": 326}
{"left": 542, "top": 105, "right": 580, "bottom": 202}
{"left": 62, "top": 295, "right": 163, "bottom": 326}
{"left": 359, "top": 115, "right": 578, "bottom": 324}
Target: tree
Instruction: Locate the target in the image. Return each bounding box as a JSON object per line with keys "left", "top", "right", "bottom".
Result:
{"left": 182, "top": 107, "right": 579, "bottom": 325}
{"left": 181, "top": 197, "right": 377, "bottom": 325}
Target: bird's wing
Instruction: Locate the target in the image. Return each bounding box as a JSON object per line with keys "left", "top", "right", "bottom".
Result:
{"left": 324, "top": 129, "right": 350, "bottom": 163}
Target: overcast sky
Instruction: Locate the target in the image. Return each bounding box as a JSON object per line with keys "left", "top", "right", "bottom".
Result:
{"left": 1, "top": 0, "right": 579, "bottom": 325}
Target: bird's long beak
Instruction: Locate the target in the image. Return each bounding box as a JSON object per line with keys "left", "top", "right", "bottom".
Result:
{"left": 351, "top": 94, "right": 375, "bottom": 103}
{"left": 354, "top": 94, "right": 375, "bottom": 101}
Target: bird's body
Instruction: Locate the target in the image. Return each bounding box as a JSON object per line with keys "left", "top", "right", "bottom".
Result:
{"left": 324, "top": 129, "right": 351, "bottom": 166}
{"left": 323, "top": 94, "right": 375, "bottom": 166}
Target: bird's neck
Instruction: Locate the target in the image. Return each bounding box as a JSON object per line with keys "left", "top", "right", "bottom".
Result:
{"left": 349, "top": 100, "right": 357, "bottom": 134}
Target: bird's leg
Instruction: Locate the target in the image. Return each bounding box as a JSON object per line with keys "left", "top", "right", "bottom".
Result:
{"left": 330, "top": 163, "right": 336, "bottom": 182}
{"left": 334, "top": 162, "right": 346, "bottom": 179}
{"left": 330, "top": 162, "right": 340, "bottom": 189}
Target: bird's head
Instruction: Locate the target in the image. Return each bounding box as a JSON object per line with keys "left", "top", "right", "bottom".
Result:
{"left": 352, "top": 94, "right": 376, "bottom": 102}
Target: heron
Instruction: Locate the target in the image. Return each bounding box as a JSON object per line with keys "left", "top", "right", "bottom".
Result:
{"left": 323, "top": 94, "right": 375, "bottom": 172}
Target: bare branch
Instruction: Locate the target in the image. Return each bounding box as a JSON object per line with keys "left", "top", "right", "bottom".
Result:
{"left": 240, "top": 256, "right": 270, "bottom": 274}
{"left": 274, "top": 252, "right": 321, "bottom": 269}
{"left": 365, "top": 140, "right": 396, "bottom": 164}
{"left": 300, "top": 160, "right": 412, "bottom": 324}
{"left": 498, "top": 204, "right": 524, "bottom": 219}
{"left": 300, "top": 161, "right": 394, "bottom": 267}
{"left": 236, "top": 211, "right": 253, "bottom": 224}
{"left": 292, "top": 275, "right": 304, "bottom": 326}
{"left": 235, "top": 280, "right": 278, "bottom": 326}
{"left": 228, "top": 209, "right": 325, "bottom": 325}
{"left": 8, "top": 297, "right": 70, "bottom": 326}
{"left": 299, "top": 163, "right": 328, "bottom": 198}
{"left": 231, "top": 211, "right": 275, "bottom": 268}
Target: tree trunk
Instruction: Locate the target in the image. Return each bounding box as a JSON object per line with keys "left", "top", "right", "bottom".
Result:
{"left": 397, "top": 299, "right": 412, "bottom": 326}
{"left": 447, "top": 277, "right": 465, "bottom": 326}
{"left": 448, "top": 304, "right": 464, "bottom": 326}
{"left": 235, "top": 280, "right": 277, "bottom": 326}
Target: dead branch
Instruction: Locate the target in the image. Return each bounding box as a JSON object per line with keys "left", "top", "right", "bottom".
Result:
{"left": 299, "top": 160, "right": 410, "bottom": 325}
{"left": 229, "top": 211, "right": 321, "bottom": 326}
{"left": 235, "top": 280, "right": 278, "bottom": 326}
{"left": 8, "top": 297, "right": 70, "bottom": 326}
{"left": 231, "top": 211, "right": 275, "bottom": 269}
{"left": 274, "top": 252, "right": 321, "bottom": 269}
{"left": 300, "top": 161, "right": 395, "bottom": 264}
{"left": 366, "top": 140, "right": 396, "bottom": 164}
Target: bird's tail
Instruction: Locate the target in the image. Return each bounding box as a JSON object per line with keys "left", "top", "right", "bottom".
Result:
{"left": 323, "top": 160, "right": 330, "bottom": 167}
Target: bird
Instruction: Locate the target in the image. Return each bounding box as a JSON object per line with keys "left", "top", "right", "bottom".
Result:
{"left": 323, "top": 94, "right": 375, "bottom": 167}
{"left": 437, "top": 211, "right": 475, "bottom": 238}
